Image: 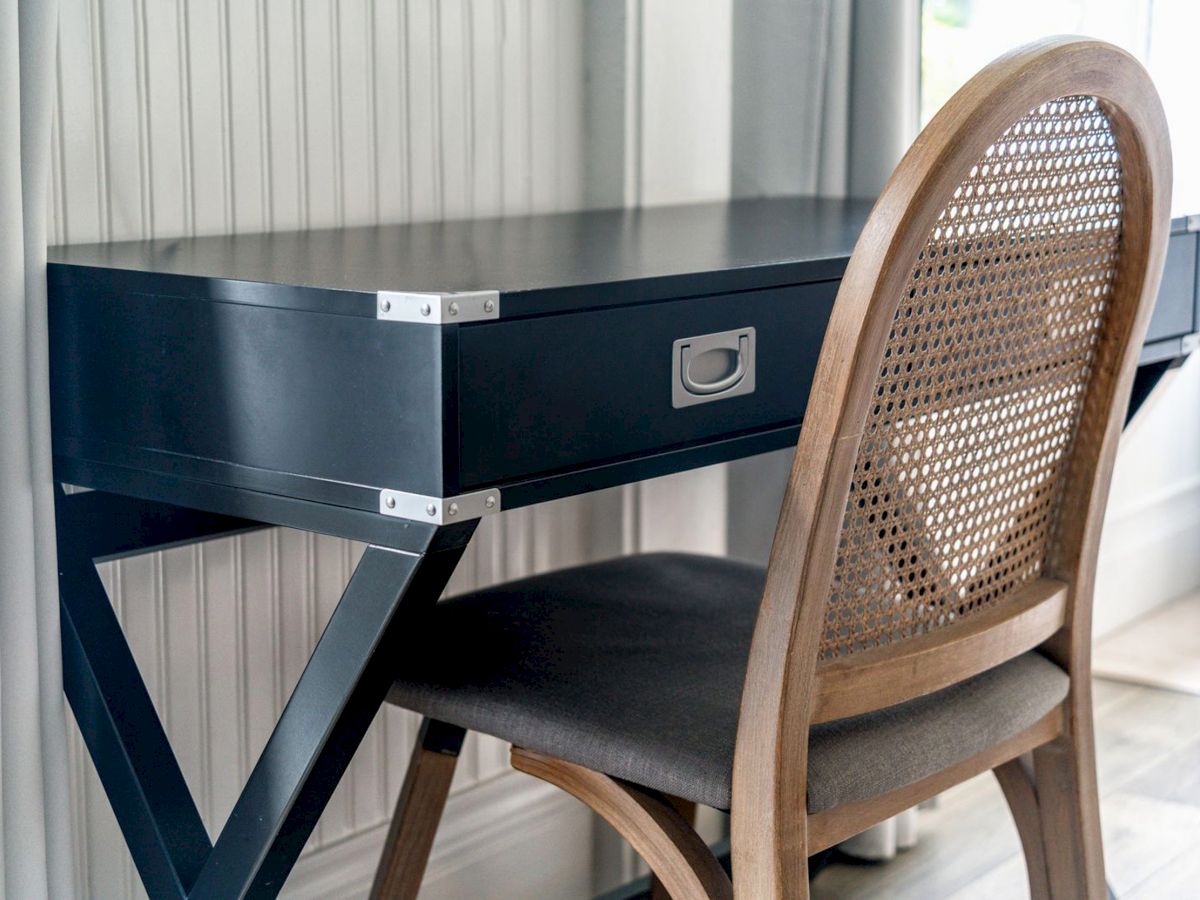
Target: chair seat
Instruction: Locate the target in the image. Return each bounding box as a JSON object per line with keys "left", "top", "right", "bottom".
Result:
{"left": 388, "top": 553, "right": 1069, "bottom": 812}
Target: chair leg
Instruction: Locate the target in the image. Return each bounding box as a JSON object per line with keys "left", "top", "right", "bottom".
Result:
{"left": 994, "top": 754, "right": 1051, "bottom": 900}
{"left": 512, "top": 748, "right": 732, "bottom": 900}
{"left": 370, "top": 718, "right": 466, "bottom": 900}
{"left": 1030, "top": 722, "right": 1107, "bottom": 900}
{"left": 651, "top": 796, "right": 699, "bottom": 900}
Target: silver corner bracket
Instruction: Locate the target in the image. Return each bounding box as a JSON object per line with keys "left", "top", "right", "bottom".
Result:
{"left": 1182, "top": 333, "right": 1200, "bottom": 355}
{"left": 376, "top": 290, "right": 500, "bottom": 324}
{"left": 379, "top": 487, "right": 502, "bottom": 524}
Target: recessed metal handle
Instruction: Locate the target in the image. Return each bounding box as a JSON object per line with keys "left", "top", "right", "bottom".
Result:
{"left": 671, "top": 327, "right": 756, "bottom": 408}
{"left": 681, "top": 334, "right": 750, "bottom": 394}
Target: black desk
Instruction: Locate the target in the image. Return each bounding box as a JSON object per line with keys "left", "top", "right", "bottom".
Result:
{"left": 47, "top": 196, "right": 1200, "bottom": 898}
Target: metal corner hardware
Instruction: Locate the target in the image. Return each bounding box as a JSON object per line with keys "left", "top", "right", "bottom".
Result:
{"left": 376, "top": 290, "right": 500, "bottom": 324}
{"left": 1182, "top": 333, "right": 1200, "bottom": 355}
{"left": 378, "top": 487, "right": 502, "bottom": 524}
{"left": 1187, "top": 214, "right": 1200, "bottom": 234}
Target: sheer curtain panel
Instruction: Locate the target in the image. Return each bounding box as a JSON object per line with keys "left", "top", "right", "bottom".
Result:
{"left": 0, "top": 0, "right": 73, "bottom": 897}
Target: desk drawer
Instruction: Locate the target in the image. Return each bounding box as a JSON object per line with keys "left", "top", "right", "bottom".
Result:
{"left": 456, "top": 282, "right": 837, "bottom": 488}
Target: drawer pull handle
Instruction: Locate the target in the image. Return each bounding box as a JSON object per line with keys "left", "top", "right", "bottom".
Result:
{"left": 671, "top": 327, "right": 756, "bottom": 408}
{"left": 681, "top": 334, "right": 750, "bottom": 394}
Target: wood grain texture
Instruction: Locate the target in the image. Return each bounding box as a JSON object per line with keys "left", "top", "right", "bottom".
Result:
{"left": 650, "top": 796, "right": 701, "bottom": 900}
{"left": 511, "top": 749, "right": 733, "bottom": 900}
{"left": 370, "top": 721, "right": 464, "bottom": 900}
{"left": 993, "top": 755, "right": 1052, "bottom": 900}
{"left": 813, "top": 579, "right": 1067, "bottom": 723}
{"left": 731, "top": 38, "right": 1171, "bottom": 898}
{"left": 809, "top": 679, "right": 1200, "bottom": 899}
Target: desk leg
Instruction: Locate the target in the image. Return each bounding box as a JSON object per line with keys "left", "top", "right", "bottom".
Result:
{"left": 59, "top": 528, "right": 213, "bottom": 897}
{"left": 60, "top": 513, "right": 476, "bottom": 899}
{"left": 1126, "top": 358, "right": 1176, "bottom": 425}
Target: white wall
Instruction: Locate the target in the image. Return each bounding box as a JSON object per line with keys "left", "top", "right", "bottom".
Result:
{"left": 1090, "top": 0, "right": 1200, "bottom": 635}
{"left": 1094, "top": 355, "right": 1200, "bottom": 636}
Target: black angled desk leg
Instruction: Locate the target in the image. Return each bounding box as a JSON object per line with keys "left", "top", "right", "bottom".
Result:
{"left": 1125, "top": 358, "right": 1178, "bottom": 426}
{"left": 58, "top": 506, "right": 215, "bottom": 898}
{"left": 188, "top": 526, "right": 477, "bottom": 898}
{"left": 57, "top": 481, "right": 477, "bottom": 899}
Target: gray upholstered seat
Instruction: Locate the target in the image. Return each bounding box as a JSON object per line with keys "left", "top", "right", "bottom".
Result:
{"left": 388, "top": 553, "right": 1069, "bottom": 813}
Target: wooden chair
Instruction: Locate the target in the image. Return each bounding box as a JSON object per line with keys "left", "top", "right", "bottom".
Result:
{"left": 370, "top": 37, "right": 1171, "bottom": 899}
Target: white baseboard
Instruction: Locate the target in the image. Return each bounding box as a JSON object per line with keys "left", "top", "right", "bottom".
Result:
{"left": 283, "top": 770, "right": 594, "bottom": 900}
{"left": 1094, "top": 475, "right": 1200, "bottom": 638}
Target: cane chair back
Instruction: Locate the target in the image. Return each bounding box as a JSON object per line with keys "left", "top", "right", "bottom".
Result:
{"left": 824, "top": 96, "right": 1123, "bottom": 663}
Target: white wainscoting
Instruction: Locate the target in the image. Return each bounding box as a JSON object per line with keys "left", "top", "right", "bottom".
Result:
{"left": 1094, "top": 354, "right": 1200, "bottom": 638}
{"left": 49, "top": 2, "right": 736, "bottom": 896}
{"left": 282, "top": 771, "right": 594, "bottom": 900}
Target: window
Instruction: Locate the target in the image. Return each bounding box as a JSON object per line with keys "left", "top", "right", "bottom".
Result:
{"left": 921, "top": 0, "right": 1199, "bottom": 213}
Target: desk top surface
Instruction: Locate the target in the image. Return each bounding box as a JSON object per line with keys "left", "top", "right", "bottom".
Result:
{"left": 48, "top": 195, "right": 876, "bottom": 316}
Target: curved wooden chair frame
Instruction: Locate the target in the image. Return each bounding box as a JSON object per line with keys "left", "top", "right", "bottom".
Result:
{"left": 371, "top": 38, "right": 1171, "bottom": 900}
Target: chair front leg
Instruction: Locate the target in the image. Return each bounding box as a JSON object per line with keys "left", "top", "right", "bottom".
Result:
{"left": 651, "top": 796, "right": 700, "bottom": 900}
{"left": 512, "top": 748, "right": 732, "bottom": 900}
{"left": 371, "top": 718, "right": 467, "bottom": 900}
{"left": 1031, "top": 712, "right": 1107, "bottom": 900}
{"left": 994, "top": 754, "right": 1051, "bottom": 900}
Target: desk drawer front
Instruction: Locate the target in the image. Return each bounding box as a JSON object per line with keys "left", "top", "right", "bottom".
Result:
{"left": 456, "top": 282, "right": 836, "bottom": 488}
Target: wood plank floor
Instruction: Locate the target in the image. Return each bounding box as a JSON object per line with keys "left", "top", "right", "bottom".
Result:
{"left": 1095, "top": 592, "right": 1200, "bottom": 694}
{"left": 810, "top": 678, "right": 1200, "bottom": 899}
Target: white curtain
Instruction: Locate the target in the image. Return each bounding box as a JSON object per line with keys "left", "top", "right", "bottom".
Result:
{"left": 0, "top": 0, "right": 73, "bottom": 897}
{"left": 729, "top": 0, "right": 923, "bottom": 863}
{"left": 728, "top": 0, "right": 920, "bottom": 563}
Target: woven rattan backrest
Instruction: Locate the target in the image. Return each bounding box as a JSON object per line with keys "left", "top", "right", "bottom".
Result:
{"left": 732, "top": 40, "right": 1171, "bottom": 895}
{"left": 821, "top": 96, "right": 1123, "bottom": 660}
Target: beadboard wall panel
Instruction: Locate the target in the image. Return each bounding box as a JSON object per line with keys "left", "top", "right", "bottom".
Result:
{"left": 49, "top": 2, "right": 616, "bottom": 897}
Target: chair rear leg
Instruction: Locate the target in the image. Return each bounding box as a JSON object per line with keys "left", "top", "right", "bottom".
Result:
{"left": 651, "top": 796, "right": 700, "bottom": 900}
{"left": 371, "top": 718, "right": 466, "bottom": 900}
{"left": 1031, "top": 713, "right": 1107, "bottom": 900}
{"left": 512, "top": 747, "right": 732, "bottom": 900}
{"left": 994, "top": 754, "right": 1051, "bottom": 900}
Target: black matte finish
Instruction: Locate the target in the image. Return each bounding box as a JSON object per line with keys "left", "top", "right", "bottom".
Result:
{"left": 58, "top": 488, "right": 213, "bottom": 897}
{"left": 458, "top": 282, "right": 836, "bottom": 486}
{"left": 418, "top": 718, "right": 468, "bottom": 757}
{"left": 49, "top": 279, "right": 450, "bottom": 498}
{"left": 48, "top": 197, "right": 872, "bottom": 517}
{"left": 501, "top": 423, "right": 803, "bottom": 509}
{"left": 59, "top": 489, "right": 265, "bottom": 563}
{"left": 48, "top": 196, "right": 1198, "bottom": 526}
{"left": 57, "top": 479, "right": 476, "bottom": 898}
{"left": 1126, "top": 357, "right": 1181, "bottom": 426}
{"left": 47, "top": 196, "right": 874, "bottom": 317}
{"left": 54, "top": 454, "right": 455, "bottom": 553}
{"left": 192, "top": 539, "right": 473, "bottom": 898}
{"left": 1149, "top": 232, "right": 1198, "bottom": 342}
